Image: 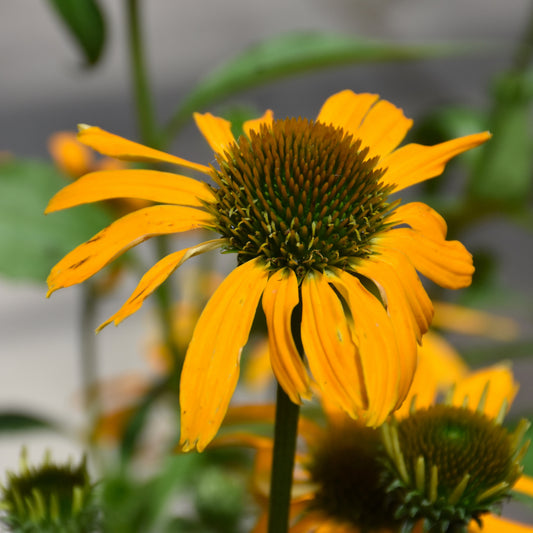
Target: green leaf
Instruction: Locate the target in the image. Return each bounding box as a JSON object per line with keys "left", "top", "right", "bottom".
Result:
{"left": 102, "top": 454, "right": 204, "bottom": 532}
{"left": 165, "top": 31, "right": 469, "bottom": 137}
{"left": 468, "top": 71, "right": 533, "bottom": 204}
{"left": 0, "top": 158, "right": 112, "bottom": 282}
{"left": 46, "top": 0, "right": 106, "bottom": 65}
{"left": 0, "top": 411, "right": 58, "bottom": 433}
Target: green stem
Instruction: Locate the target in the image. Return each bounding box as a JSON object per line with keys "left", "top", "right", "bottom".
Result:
{"left": 153, "top": 235, "right": 184, "bottom": 386}
{"left": 125, "top": 0, "right": 182, "bottom": 383}
{"left": 268, "top": 383, "right": 300, "bottom": 533}
{"left": 79, "top": 282, "right": 102, "bottom": 466}
{"left": 511, "top": 1, "right": 533, "bottom": 73}
{"left": 126, "top": 0, "right": 159, "bottom": 147}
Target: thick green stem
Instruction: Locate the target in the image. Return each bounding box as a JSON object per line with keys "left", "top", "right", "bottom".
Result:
{"left": 126, "top": 0, "right": 159, "bottom": 148}
{"left": 267, "top": 383, "right": 300, "bottom": 533}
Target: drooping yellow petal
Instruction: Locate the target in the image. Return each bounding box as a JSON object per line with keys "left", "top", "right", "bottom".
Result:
{"left": 45, "top": 169, "right": 216, "bottom": 213}
{"left": 514, "top": 475, "right": 533, "bottom": 498}
{"left": 377, "top": 228, "right": 474, "bottom": 289}
{"left": 77, "top": 125, "right": 211, "bottom": 174}
{"left": 48, "top": 131, "right": 94, "bottom": 178}
{"left": 451, "top": 363, "right": 519, "bottom": 418}
{"left": 47, "top": 205, "right": 213, "bottom": 295}
{"left": 300, "top": 271, "right": 365, "bottom": 417}
{"left": 356, "top": 257, "right": 419, "bottom": 402}
{"left": 262, "top": 268, "right": 311, "bottom": 403}
{"left": 469, "top": 514, "right": 533, "bottom": 532}
{"left": 381, "top": 131, "right": 491, "bottom": 192}
{"left": 396, "top": 331, "right": 469, "bottom": 418}
{"left": 354, "top": 98, "right": 413, "bottom": 158}
{"left": 361, "top": 248, "right": 434, "bottom": 341}
{"left": 193, "top": 112, "right": 236, "bottom": 155}
{"left": 316, "top": 90, "right": 379, "bottom": 133}
{"left": 243, "top": 109, "right": 274, "bottom": 138}
{"left": 97, "top": 239, "right": 223, "bottom": 331}
{"left": 179, "top": 258, "right": 269, "bottom": 452}
{"left": 329, "top": 269, "right": 401, "bottom": 426}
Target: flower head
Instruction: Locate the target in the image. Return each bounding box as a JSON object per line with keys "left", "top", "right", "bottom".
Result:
{"left": 381, "top": 365, "right": 530, "bottom": 533}
{"left": 217, "top": 363, "right": 532, "bottom": 533}
{"left": 0, "top": 449, "right": 99, "bottom": 533}
{"left": 45, "top": 90, "right": 490, "bottom": 451}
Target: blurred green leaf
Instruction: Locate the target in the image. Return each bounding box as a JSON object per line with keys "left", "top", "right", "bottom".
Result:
{"left": 102, "top": 454, "right": 204, "bottom": 532}
{"left": 411, "top": 106, "right": 487, "bottom": 182}
{"left": 119, "top": 378, "right": 171, "bottom": 464}
{"left": 165, "top": 32, "right": 470, "bottom": 137}
{"left": 194, "top": 467, "right": 245, "bottom": 533}
{"left": 46, "top": 0, "right": 106, "bottom": 65}
{"left": 0, "top": 411, "right": 57, "bottom": 433}
{"left": 468, "top": 71, "right": 533, "bottom": 204}
{"left": 0, "top": 158, "right": 112, "bottom": 282}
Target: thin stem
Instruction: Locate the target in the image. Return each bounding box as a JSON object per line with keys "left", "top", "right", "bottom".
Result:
{"left": 153, "top": 235, "right": 184, "bottom": 386}
{"left": 267, "top": 384, "right": 300, "bottom": 533}
{"left": 126, "top": 0, "right": 159, "bottom": 147}
{"left": 125, "top": 0, "right": 182, "bottom": 383}
{"left": 79, "top": 282, "right": 102, "bottom": 465}
{"left": 511, "top": 1, "right": 533, "bottom": 73}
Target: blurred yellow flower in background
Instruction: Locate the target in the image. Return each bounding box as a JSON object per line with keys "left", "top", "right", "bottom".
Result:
{"left": 217, "top": 359, "right": 532, "bottom": 532}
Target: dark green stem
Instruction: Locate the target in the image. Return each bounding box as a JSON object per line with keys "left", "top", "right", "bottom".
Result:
{"left": 126, "top": 0, "right": 159, "bottom": 147}
{"left": 267, "top": 384, "right": 300, "bottom": 533}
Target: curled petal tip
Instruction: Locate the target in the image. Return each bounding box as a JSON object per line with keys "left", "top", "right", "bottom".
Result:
{"left": 77, "top": 123, "right": 92, "bottom": 132}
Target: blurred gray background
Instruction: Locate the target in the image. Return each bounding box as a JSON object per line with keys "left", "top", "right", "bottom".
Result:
{"left": 1, "top": 0, "right": 532, "bottom": 509}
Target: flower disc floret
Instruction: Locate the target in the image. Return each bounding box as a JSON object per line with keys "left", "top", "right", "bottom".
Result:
{"left": 381, "top": 405, "right": 529, "bottom": 532}
{"left": 308, "top": 421, "right": 399, "bottom": 531}
{"left": 209, "top": 118, "right": 394, "bottom": 278}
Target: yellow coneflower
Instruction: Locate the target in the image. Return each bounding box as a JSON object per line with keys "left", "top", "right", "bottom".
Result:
{"left": 216, "top": 364, "right": 532, "bottom": 533}
{"left": 381, "top": 364, "right": 529, "bottom": 533}
{"left": 46, "top": 90, "right": 489, "bottom": 451}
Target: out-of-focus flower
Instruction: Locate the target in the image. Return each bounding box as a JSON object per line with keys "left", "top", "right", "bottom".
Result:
{"left": 381, "top": 364, "right": 528, "bottom": 532}
{"left": 46, "top": 91, "right": 489, "bottom": 451}
{"left": 216, "top": 363, "right": 532, "bottom": 533}
{"left": 431, "top": 302, "right": 519, "bottom": 342}
{"left": 49, "top": 131, "right": 149, "bottom": 216}
{"left": 0, "top": 449, "right": 99, "bottom": 533}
